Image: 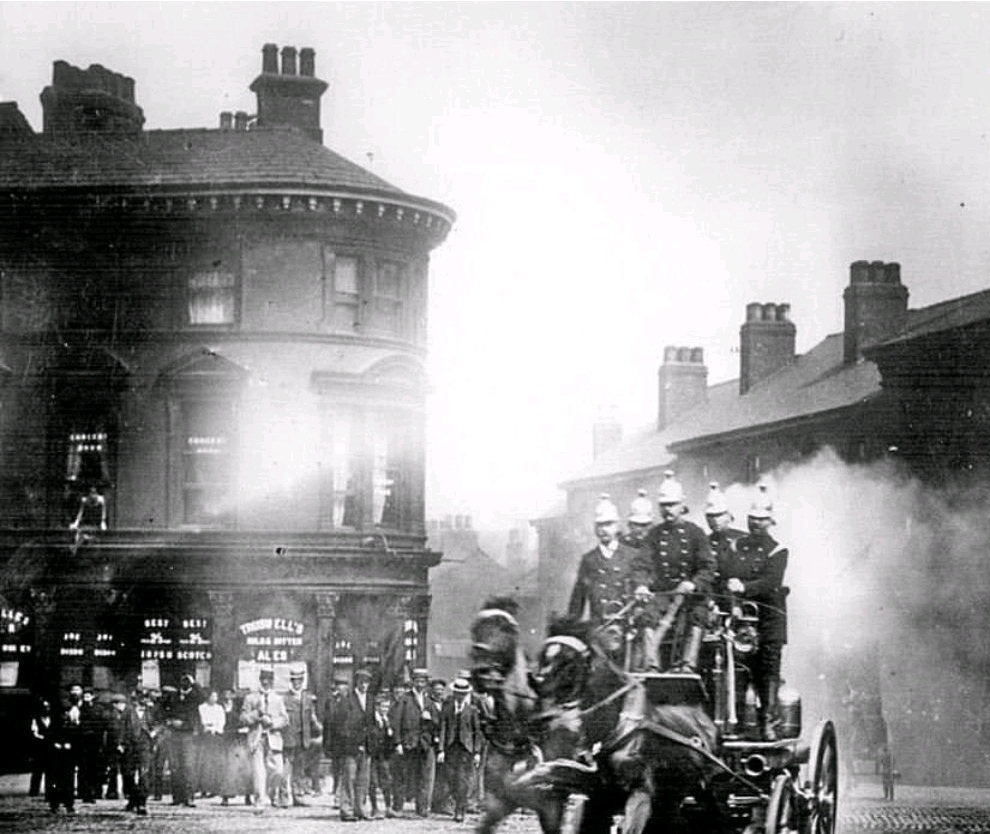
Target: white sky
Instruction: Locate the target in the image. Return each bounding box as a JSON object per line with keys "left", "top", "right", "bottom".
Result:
{"left": 3, "top": 2, "right": 990, "bottom": 526}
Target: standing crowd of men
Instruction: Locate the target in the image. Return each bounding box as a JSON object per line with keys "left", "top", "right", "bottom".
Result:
{"left": 323, "top": 666, "right": 484, "bottom": 822}
{"left": 27, "top": 663, "right": 486, "bottom": 822}
{"left": 568, "top": 471, "right": 789, "bottom": 741}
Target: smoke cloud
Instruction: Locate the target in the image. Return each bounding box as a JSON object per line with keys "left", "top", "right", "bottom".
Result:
{"left": 743, "top": 448, "right": 990, "bottom": 786}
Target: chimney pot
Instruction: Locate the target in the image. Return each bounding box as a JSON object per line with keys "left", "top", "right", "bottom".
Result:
{"left": 262, "top": 43, "right": 279, "bottom": 74}
{"left": 885, "top": 262, "right": 901, "bottom": 284}
{"left": 870, "top": 261, "right": 886, "bottom": 283}
{"left": 219, "top": 111, "right": 233, "bottom": 130}
{"left": 281, "top": 46, "right": 298, "bottom": 75}
{"left": 762, "top": 303, "right": 777, "bottom": 321}
{"left": 234, "top": 111, "right": 249, "bottom": 130}
{"left": 663, "top": 345, "right": 678, "bottom": 364}
{"left": 850, "top": 260, "right": 871, "bottom": 284}
{"left": 776, "top": 303, "right": 790, "bottom": 322}
{"left": 299, "top": 47, "right": 315, "bottom": 77}
{"left": 746, "top": 302, "right": 763, "bottom": 322}
{"left": 690, "top": 347, "right": 704, "bottom": 363}
{"left": 676, "top": 346, "right": 691, "bottom": 362}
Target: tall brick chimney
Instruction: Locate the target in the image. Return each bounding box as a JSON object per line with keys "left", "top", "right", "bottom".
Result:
{"left": 843, "top": 260, "right": 909, "bottom": 364}
{"left": 739, "top": 303, "right": 795, "bottom": 394}
{"left": 250, "top": 43, "right": 328, "bottom": 143}
{"left": 658, "top": 346, "right": 708, "bottom": 430}
{"left": 592, "top": 404, "right": 623, "bottom": 459}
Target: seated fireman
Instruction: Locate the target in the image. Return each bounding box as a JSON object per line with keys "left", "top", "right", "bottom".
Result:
{"left": 568, "top": 494, "right": 652, "bottom": 658}
{"left": 637, "top": 472, "right": 716, "bottom": 672}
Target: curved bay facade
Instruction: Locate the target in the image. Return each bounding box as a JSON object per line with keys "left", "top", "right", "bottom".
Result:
{"left": 0, "top": 45, "right": 453, "bottom": 715}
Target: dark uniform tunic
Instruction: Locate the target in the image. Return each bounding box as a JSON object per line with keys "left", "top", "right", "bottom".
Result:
{"left": 722, "top": 531, "right": 788, "bottom": 690}
{"left": 567, "top": 542, "right": 652, "bottom": 624}
{"left": 709, "top": 527, "right": 746, "bottom": 604}
{"left": 719, "top": 531, "right": 787, "bottom": 645}
{"left": 644, "top": 519, "right": 716, "bottom": 596}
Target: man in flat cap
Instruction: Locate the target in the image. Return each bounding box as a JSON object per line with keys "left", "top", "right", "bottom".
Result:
{"left": 395, "top": 668, "right": 440, "bottom": 817}
{"left": 162, "top": 674, "right": 202, "bottom": 806}
{"left": 335, "top": 668, "right": 374, "bottom": 820}
{"left": 323, "top": 676, "right": 351, "bottom": 806}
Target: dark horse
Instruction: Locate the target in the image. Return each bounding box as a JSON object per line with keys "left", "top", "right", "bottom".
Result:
{"left": 531, "top": 616, "right": 725, "bottom": 834}
{"left": 469, "top": 597, "right": 580, "bottom": 834}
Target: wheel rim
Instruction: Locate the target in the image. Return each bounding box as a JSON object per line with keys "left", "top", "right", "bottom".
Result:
{"left": 809, "top": 721, "right": 838, "bottom": 834}
{"left": 765, "top": 773, "right": 798, "bottom": 834}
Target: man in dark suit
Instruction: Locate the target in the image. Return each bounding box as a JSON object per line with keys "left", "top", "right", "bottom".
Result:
{"left": 395, "top": 667, "right": 440, "bottom": 817}
{"left": 123, "top": 691, "right": 158, "bottom": 815}
{"left": 162, "top": 674, "right": 202, "bottom": 806}
{"left": 437, "top": 677, "right": 482, "bottom": 822}
{"left": 367, "top": 689, "right": 397, "bottom": 818}
{"left": 334, "top": 668, "right": 373, "bottom": 820}
{"left": 46, "top": 687, "right": 83, "bottom": 815}
{"left": 323, "top": 676, "right": 350, "bottom": 806}
{"left": 77, "top": 688, "right": 105, "bottom": 803}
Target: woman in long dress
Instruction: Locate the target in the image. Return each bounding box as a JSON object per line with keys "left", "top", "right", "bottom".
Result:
{"left": 220, "top": 690, "right": 253, "bottom": 805}
{"left": 197, "top": 690, "right": 226, "bottom": 797}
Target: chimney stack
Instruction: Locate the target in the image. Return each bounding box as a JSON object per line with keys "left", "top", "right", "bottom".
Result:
{"left": 739, "top": 303, "right": 795, "bottom": 394}
{"left": 41, "top": 60, "right": 144, "bottom": 136}
{"left": 592, "top": 404, "right": 623, "bottom": 459}
{"left": 843, "top": 260, "right": 908, "bottom": 364}
{"left": 658, "top": 346, "right": 707, "bottom": 431}
{"left": 219, "top": 111, "right": 233, "bottom": 130}
{"left": 250, "top": 42, "right": 329, "bottom": 143}
{"left": 233, "top": 111, "right": 249, "bottom": 131}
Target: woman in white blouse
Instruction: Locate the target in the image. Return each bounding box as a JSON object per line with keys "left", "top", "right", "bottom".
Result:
{"left": 197, "top": 690, "right": 226, "bottom": 798}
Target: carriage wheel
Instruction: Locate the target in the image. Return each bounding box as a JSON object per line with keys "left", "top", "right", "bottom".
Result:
{"left": 807, "top": 720, "right": 838, "bottom": 834}
{"left": 765, "top": 773, "right": 799, "bottom": 834}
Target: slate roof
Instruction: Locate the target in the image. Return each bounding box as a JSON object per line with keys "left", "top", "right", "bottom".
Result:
{"left": 666, "top": 334, "right": 882, "bottom": 450}
{"left": 561, "top": 287, "right": 990, "bottom": 488}
{"left": 0, "top": 126, "right": 415, "bottom": 198}
{"left": 869, "top": 288, "right": 990, "bottom": 349}
{"left": 560, "top": 337, "right": 881, "bottom": 486}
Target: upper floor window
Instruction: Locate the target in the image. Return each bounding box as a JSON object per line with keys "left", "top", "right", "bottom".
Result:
{"left": 372, "top": 261, "right": 404, "bottom": 337}
{"left": 319, "top": 409, "right": 360, "bottom": 530}
{"left": 329, "top": 253, "right": 361, "bottom": 331}
{"left": 181, "top": 399, "right": 234, "bottom": 527}
{"left": 188, "top": 268, "right": 236, "bottom": 325}
{"left": 66, "top": 430, "right": 109, "bottom": 484}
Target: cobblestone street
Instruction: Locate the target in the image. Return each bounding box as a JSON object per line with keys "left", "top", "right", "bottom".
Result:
{"left": 6, "top": 776, "right": 990, "bottom": 833}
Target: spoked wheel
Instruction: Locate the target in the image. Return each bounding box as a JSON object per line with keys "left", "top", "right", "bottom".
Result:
{"left": 807, "top": 720, "right": 838, "bottom": 834}
{"left": 765, "top": 773, "right": 800, "bottom": 834}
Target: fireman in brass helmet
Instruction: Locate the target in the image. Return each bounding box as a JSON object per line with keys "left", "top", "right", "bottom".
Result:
{"left": 723, "top": 483, "right": 789, "bottom": 740}
{"left": 568, "top": 494, "right": 652, "bottom": 650}
{"left": 705, "top": 482, "right": 746, "bottom": 587}
{"left": 620, "top": 489, "right": 655, "bottom": 547}
{"left": 637, "top": 472, "right": 715, "bottom": 672}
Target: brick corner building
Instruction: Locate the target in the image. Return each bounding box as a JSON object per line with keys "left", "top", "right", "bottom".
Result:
{"left": 0, "top": 44, "right": 454, "bottom": 739}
